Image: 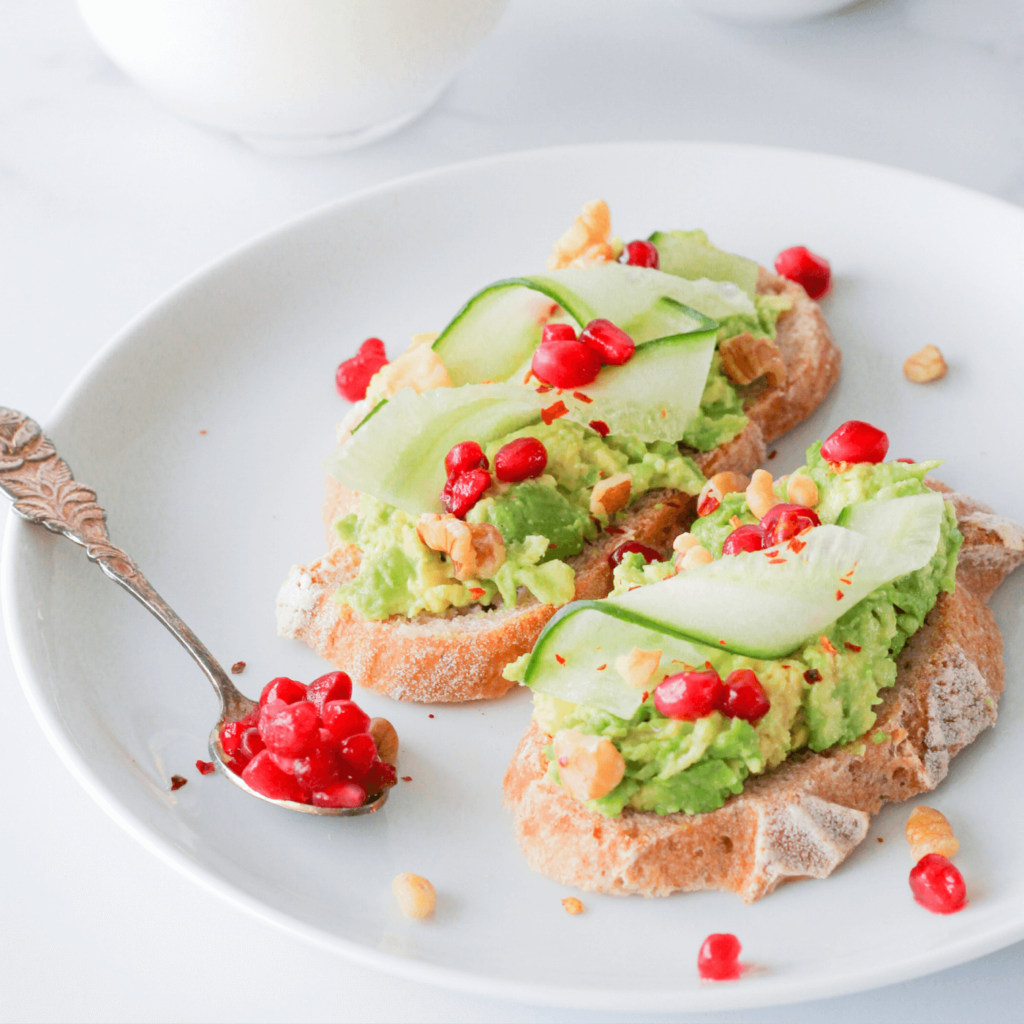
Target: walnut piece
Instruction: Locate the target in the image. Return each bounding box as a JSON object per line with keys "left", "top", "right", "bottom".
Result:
{"left": 547, "top": 200, "right": 614, "bottom": 270}
{"left": 552, "top": 728, "right": 625, "bottom": 801}
{"left": 614, "top": 647, "right": 662, "bottom": 689}
{"left": 590, "top": 472, "right": 632, "bottom": 516}
{"left": 720, "top": 332, "right": 787, "bottom": 388}
{"left": 375, "top": 343, "right": 451, "bottom": 398}
{"left": 903, "top": 344, "right": 947, "bottom": 383}
{"left": 905, "top": 806, "right": 959, "bottom": 861}
{"left": 392, "top": 873, "right": 435, "bottom": 918}
{"left": 369, "top": 717, "right": 399, "bottom": 766}
{"left": 416, "top": 513, "right": 505, "bottom": 580}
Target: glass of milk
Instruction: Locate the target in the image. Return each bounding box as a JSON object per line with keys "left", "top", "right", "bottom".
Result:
{"left": 77, "top": 0, "right": 508, "bottom": 155}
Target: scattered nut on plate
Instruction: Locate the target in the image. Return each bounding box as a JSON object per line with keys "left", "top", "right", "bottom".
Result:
{"left": 903, "top": 344, "right": 947, "bottom": 383}
{"left": 392, "top": 873, "right": 436, "bottom": 918}
{"left": 561, "top": 897, "right": 584, "bottom": 915}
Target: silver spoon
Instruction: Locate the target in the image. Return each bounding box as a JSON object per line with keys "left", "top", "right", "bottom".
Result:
{"left": 0, "top": 407, "right": 390, "bottom": 816}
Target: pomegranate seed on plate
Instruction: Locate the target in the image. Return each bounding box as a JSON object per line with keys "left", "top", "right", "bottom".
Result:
{"left": 608, "top": 540, "right": 661, "bottom": 570}
{"left": 722, "top": 524, "right": 767, "bottom": 555}
{"left": 338, "top": 732, "right": 378, "bottom": 780}
{"left": 239, "top": 727, "right": 266, "bottom": 760}
{"left": 531, "top": 337, "right": 602, "bottom": 388}
{"left": 774, "top": 246, "right": 831, "bottom": 300}
{"left": 444, "top": 441, "right": 488, "bottom": 478}
{"left": 241, "top": 750, "right": 308, "bottom": 803}
{"left": 305, "top": 671, "right": 353, "bottom": 712}
{"left": 494, "top": 437, "right": 548, "bottom": 482}
{"left": 335, "top": 337, "right": 388, "bottom": 402}
{"left": 720, "top": 669, "right": 770, "bottom": 722}
{"left": 621, "top": 239, "right": 660, "bottom": 269}
{"left": 195, "top": 759, "right": 216, "bottom": 776}
{"left": 820, "top": 420, "right": 889, "bottom": 465}
{"left": 909, "top": 854, "right": 967, "bottom": 914}
{"left": 541, "top": 323, "right": 578, "bottom": 345}
{"left": 321, "top": 699, "right": 371, "bottom": 744}
{"left": 258, "top": 700, "right": 319, "bottom": 758}
{"left": 312, "top": 781, "right": 368, "bottom": 808}
{"left": 259, "top": 677, "right": 307, "bottom": 707}
{"left": 441, "top": 468, "right": 492, "bottom": 518}
{"left": 697, "top": 933, "right": 742, "bottom": 981}
{"left": 654, "top": 671, "right": 725, "bottom": 721}
{"left": 581, "top": 319, "right": 635, "bottom": 366}
{"left": 589, "top": 419, "right": 610, "bottom": 437}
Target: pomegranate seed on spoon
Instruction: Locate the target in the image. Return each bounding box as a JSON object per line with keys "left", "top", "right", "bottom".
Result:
{"left": 305, "top": 671, "right": 352, "bottom": 713}
{"left": 321, "top": 699, "right": 371, "bottom": 743}
{"left": 820, "top": 420, "right": 889, "bottom": 465}
{"left": 774, "top": 246, "right": 831, "bottom": 299}
{"left": 621, "top": 240, "right": 660, "bottom": 269}
{"left": 531, "top": 338, "right": 602, "bottom": 388}
{"left": 494, "top": 437, "right": 547, "bottom": 482}
{"left": 259, "top": 677, "right": 307, "bottom": 707}
{"left": 242, "top": 750, "right": 308, "bottom": 803}
{"left": 258, "top": 700, "right": 319, "bottom": 758}
{"left": 581, "top": 319, "right": 635, "bottom": 366}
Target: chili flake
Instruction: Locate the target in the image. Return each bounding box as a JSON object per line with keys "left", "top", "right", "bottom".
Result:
{"left": 195, "top": 760, "right": 215, "bottom": 776}
{"left": 555, "top": 654, "right": 566, "bottom": 665}
{"left": 572, "top": 390, "right": 593, "bottom": 404}
{"left": 820, "top": 637, "right": 838, "bottom": 655}
{"left": 469, "top": 587, "right": 486, "bottom": 599}
{"left": 596, "top": 664, "right": 607, "bottom": 671}
{"left": 535, "top": 384, "right": 553, "bottom": 394}
{"left": 844, "top": 642, "right": 862, "bottom": 652}
{"left": 769, "top": 557, "right": 787, "bottom": 565}
{"left": 541, "top": 400, "right": 569, "bottom": 425}
{"left": 804, "top": 668, "right": 822, "bottom": 683}
{"left": 787, "top": 539, "right": 806, "bottom": 553}
{"left": 170, "top": 775, "right": 188, "bottom": 791}
{"left": 401, "top": 775, "right": 413, "bottom": 782}
{"left": 230, "top": 661, "right": 246, "bottom": 674}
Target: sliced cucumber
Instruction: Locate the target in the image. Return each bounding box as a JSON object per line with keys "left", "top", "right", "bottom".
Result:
{"left": 649, "top": 230, "right": 759, "bottom": 301}
{"left": 324, "top": 384, "right": 542, "bottom": 514}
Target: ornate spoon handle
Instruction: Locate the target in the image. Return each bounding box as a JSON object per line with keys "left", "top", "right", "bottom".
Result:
{"left": 0, "top": 408, "right": 253, "bottom": 720}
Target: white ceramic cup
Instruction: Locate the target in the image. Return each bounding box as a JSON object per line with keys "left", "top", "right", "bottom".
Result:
{"left": 76, "top": 0, "right": 508, "bottom": 155}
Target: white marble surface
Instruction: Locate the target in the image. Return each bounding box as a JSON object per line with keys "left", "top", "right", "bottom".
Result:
{"left": 2, "top": 1, "right": 1024, "bottom": 1020}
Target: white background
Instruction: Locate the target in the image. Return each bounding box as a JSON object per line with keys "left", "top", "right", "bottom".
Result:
{"left": 3, "top": 1, "right": 1024, "bottom": 1021}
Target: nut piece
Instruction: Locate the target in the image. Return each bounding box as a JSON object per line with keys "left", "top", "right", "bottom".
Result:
{"left": 746, "top": 469, "right": 780, "bottom": 520}
{"left": 677, "top": 544, "right": 714, "bottom": 571}
{"left": 547, "top": 200, "right": 614, "bottom": 270}
{"left": 786, "top": 473, "right": 819, "bottom": 508}
{"left": 720, "top": 332, "right": 787, "bottom": 388}
{"left": 903, "top": 344, "right": 947, "bottom": 383}
{"left": 553, "top": 728, "right": 626, "bottom": 802}
{"left": 906, "top": 806, "right": 959, "bottom": 861}
{"left": 369, "top": 717, "right": 399, "bottom": 766}
{"left": 590, "top": 472, "right": 632, "bottom": 516}
{"left": 561, "top": 897, "right": 584, "bottom": 915}
{"left": 392, "top": 873, "right": 436, "bottom": 919}
{"left": 697, "top": 471, "right": 750, "bottom": 516}
{"left": 375, "top": 343, "right": 452, "bottom": 398}
{"left": 408, "top": 331, "right": 439, "bottom": 348}
{"left": 614, "top": 647, "right": 662, "bottom": 689}
{"left": 416, "top": 514, "right": 505, "bottom": 580}
{"left": 673, "top": 532, "right": 700, "bottom": 555}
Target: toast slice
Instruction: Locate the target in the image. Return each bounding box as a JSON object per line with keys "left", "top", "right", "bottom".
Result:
{"left": 502, "top": 487, "right": 1023, "bottom": 901}
{"left": 276, "top": 270, "right": 840, "bottom": 702}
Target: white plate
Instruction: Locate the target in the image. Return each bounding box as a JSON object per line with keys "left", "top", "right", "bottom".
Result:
{"left": 4, "top": 143, "right": 1023, "bottom": 1013}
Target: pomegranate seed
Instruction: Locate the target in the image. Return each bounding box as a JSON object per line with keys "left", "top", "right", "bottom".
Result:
{"left": 219, "top": 720, "right": 246, "bottom": 757}
{"left": 258, "top": 700, "right": 319, "bottom": 758}
{"left": 270, "top": 752, "right": 297, "bottom": 775}
{"left": 720, "top": 669, "right": 770, "bottom": 722}
{"left": 170, "top": 775, "right": 187, "bottom": 791}
{"left": 722, "top": 524, "right": 767, "bottom": 555}
{"left": 580, "top": 319, "right": 635, "bottom": 366}
{"left": 321, "top": 699, "right": 371, "bottom": 744}
{"left": 239, "top": 727, "right": 266, "bottom": 760}
{"left": 312, "top": 781, "right": 367, "bottom": 809}
{"left": 444, "top": 441, "right": 488, "bottom": 478}
{"left": 363, "top": 758, "right": 398, "bottom": 794}
{"left": 441, "top": 468, "right": 492, "bottom": 518}
{"left": 531, "top": 338, "right": 602, "bottom": 388}
{"left": 804, "top": 668, "right": 822, "bottom": 684}
{"left": 909, "top": 854, "right": 967, "bottom": 914}
{"left": 608, "top": 540, "right": 661, "bottom": 570}
{"left": 654, "top": 671, "right": 725, "bottom": 720}
{"left": 774, "top": 246, "right": 831, "bottom": 300}
{"left": 306, "top": 671, "right": 353, "bottom": 712}
{"left": 697, "top": 933, "right": 742, "bottom": 981}
{"left": 621, "top": 239, "right": 660, "bottom": 269}
{"left": 896, "top": 457, "right": 915, "bottom": 464}
{"left": 338, "top": 732, "right": 378, "bottom": 780}
{"left": 494, "top": 437, "right": 548, "bottom": 482}
{"left": 820, "top": 420, "right": 889, "bottom": 465}
{"left": 241, "top": 750, "right": 308, "bottom": 803}
{"left": 195, "top": 759, "right": 215, "bottom": 775}
{"left": 759, "top": 503, "right": 821, "bottom": 540}
{"left": 239, "top": 707, "right": 260, "bottom": 728}
{"left": 259, "top": 677, "right": 307, "bottom": 707}
{"left": 541, "top": 323, "right": 578, "bottom": 345}
{"left": 294, "top": 743, "right": 342, "bottom": 791}
{"left": 335, "top": 337, "right": 388, "bottom": 402}
{"left": 589, "top": 419, "right": 610, "bottom": 437}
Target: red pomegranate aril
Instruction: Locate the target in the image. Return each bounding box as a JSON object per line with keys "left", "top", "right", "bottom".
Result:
{"left": 258, "top": 700, "right": 319, "bottom": 758}
{"left": 444, "top": 441, "right": 488, "bottom": 479}
{"left": 219, "top": 720, "right": 246, "bottom": 757}
{"left": 772, "top": 509, "right": 813, "bottom": 543}
{"left": 269, "top": 752, "right": 297, "bottom": 775}
{"left": 655, "top": 671, "right": 725, "bottom": 721}
{"left": 720, "top": 669, "right": 770, "bottom": 722}
{"left": 338, "top": 732, "right": 378, "bottom": 780}
{"left": 581, "top": 319, "right": 635, "bottom": 366}
{"left": 195, "top": 759, "right": 216, "bottom": 776}
{"left": 697, "top": 933, "right": 742, "bottom": 981}
{"left": 294, "top": 744, "right": 342, "bottom": 791}
{"left": 541, "top": 323, "right": 578, "bottom": 345}
{"left": 227, "top": 755, "right": 248, "bottom": 776}
{"left": 820, "top": 420, "right": 889, "bottom": 465}
{"left": 363, "top": 758, "right": 398, "bottom": 794}
{"left": 774, "top": 246, "right": 831, "bottom": 300}
{"left": 441, "top": 468, "right": 492, "bottom": 519}
{"left": 241, "top": 750, "right": 308, "bottom": 803}
{"left": 495, "top": 437, "right": 548, "bottom": 482}
{"left": 531, "top": 338, "right": 602, "bottom": 388}
{"left": 259, "top": 677, "right": 307, "bottom": 707}
{"left": 608, "top": 540, "right": 661, "bottom": 570}
{"left": 312, "top": 781, "right": 368, "bottom": 809}
{"left": 335, "top": 337, "right": 388, "bottom": 402}
{"left": 909, "top": 854, "right": 967, "bottom": 914}
{"left": 622, "top": 239, "right": 660, "bottom": 269}
{"left": 239, "top": 727, "right": 265, "bottom": 760}
{"left": 723, "top": 524, "right": 768, "bottom": 555}
{"left": 759, "top": 503, "right": 821, "bottom": 537}
{"left": 321, "top": 699, "right": 371, "bottom": 744}
{"left": 589, "top": 419, "right": 610, "bottom": 437}
{"left": 306, "top": 671, "right": 353, "bottom": 713}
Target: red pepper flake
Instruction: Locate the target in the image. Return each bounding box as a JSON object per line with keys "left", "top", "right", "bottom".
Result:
{"left": 719, "top": 640, "right": 727, "bottom": 645}
{"left": 469, "top": 587, "right": 486, "bottom": 599}
{"left": 541, "top": 400, "right": 569, "bottom": 425}
{"left": 588, "top": 419, "right": 610, "bottom": 437}
{"left": 199, "top": 429, "right": 207, "bottom": 436}
{"left": 660, "top": 409, "right": 667, "bottom": 419}
{"left": 428, "top": 714, "right": 434, "bottom": 719}
{"left": 535, "top": 384, "right": 553, "bottom": 394}
{"left": 767, "top": 449, "right": 778, "bottom": 460}
{"left": 764, "top": 550, "right": 779, "bottom": 559}
{"left": 697, "top": 494, "right": 720, "bottom": 517}
{"left": 877, "top": 837, "right": 885, "bottom": 842}
{"left": 820, "top": 637, "right": 838, "bottom": 655}
{"left": 729, "top": 515, "right": 743, "bottom": 529}
{"left": 769, "top": 557, "right": 787, "bottom": 565}
{"left": 804, "top": 668, "right": 822, "bottom": 683}
{"left": 401, "top": 775, "right": 413, "bottom": 782}
{"left": 523, "top": 369, "right": 536, "bottom": 385}
{"left": 787, "top": 539, "right": 807, "bottom": 553}
{"left": 555, "top": 654, "right": 566, "bottom": 665}
{"left": 195, "top": 760, "right": 215, "bottom": 776}
{"left": 896, "top": 458, "right": 915, "bottom": 464}
{"left": 558, "top": 757, "right": 569, "bottom": 767}
{"left": 664, "top": 501, "right": 682, "bottom": 509}
{"left": 836, "top": 590, "right": 844, "bottom": 600}
{"left": 605, "top": 526, "right": 626, "bottom": 535}
{"left": 572, "top": 390, "right": 593, "bottom": 404}
{"left": 641, "top": 691, "right": 649, "bottom": 702}
{"left": 704, "top": 661, "right": 713, "bottom": 670}
{"left": 596, "top": 664, "right": 607, "bottom": 671}
{"left": 781, "top": 665, "right": 791, "bottom": 670}
{"left": 844, "top": 642, "right": 862, "bottom": 652}
{"left": 230, "top": 661, "right": 246, "bottom": 674}
{"left": 170, "top": 775, "right": 188, "bottom": 791}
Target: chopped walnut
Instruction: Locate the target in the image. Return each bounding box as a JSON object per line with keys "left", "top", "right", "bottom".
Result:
{"left": 553, "top": 728, "right": 625, "bottom": 801}
{"left": 375, "top": 344, "right": 451, "bottom": 398}
{"left": 590, "top": 472, "right": 632, "bottom": 516}
{"left": 547, "top": 200, "right": 614, "bottom": 271}
{"left": 903, "top": 344, "right": 947, "bottom": 383}
{"left": 416, "top": 514, "right": 505, "bottom": 580}
{"left": 720, "top": 332, "right": 787, "bottom": 388}
{"left": 561, "top": 897, "right": 584, "bottom": 915}
{"left": 408, "top": 332, "right": 439, "bottom": 348}
{"left": 906, "top": 806, "right": 959, "bottom": 861}
{"left": 614, "top": 647, "right": 662, "bottom": 688}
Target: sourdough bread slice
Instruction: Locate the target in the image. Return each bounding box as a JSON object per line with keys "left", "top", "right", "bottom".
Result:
{"left": 276, "top": 270, "right": 840, "bottom": 702}
{"left": 502, "top": 489, "right": 1023, "bottom": 901}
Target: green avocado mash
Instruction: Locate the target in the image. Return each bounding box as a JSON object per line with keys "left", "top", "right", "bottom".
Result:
{"left": 526, "top": 444, "right": 962, "bottom": 818}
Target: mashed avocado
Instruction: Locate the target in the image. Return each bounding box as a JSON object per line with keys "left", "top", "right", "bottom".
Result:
{"left": 334, "top": 418, "right": 705, "bottom": 621}
{"left": 529, "top": 445, "right": 962, "bottom": 818}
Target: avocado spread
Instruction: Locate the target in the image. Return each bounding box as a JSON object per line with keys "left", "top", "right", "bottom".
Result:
{"left": 522, "top": 443, "right": 962, "bottom": 818}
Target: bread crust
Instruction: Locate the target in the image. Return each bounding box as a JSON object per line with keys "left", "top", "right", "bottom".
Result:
{"left": 277, "top": 271, "right": 840, "bottom": 702}
{"left": 502, "top": 493, "right": 1023, "bottom": 901}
